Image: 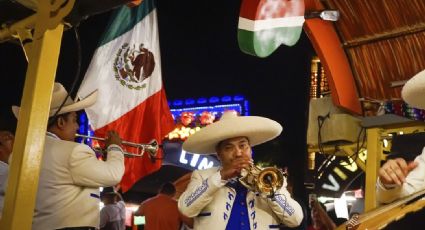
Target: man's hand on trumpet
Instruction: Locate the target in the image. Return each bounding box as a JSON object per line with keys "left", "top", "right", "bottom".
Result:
{"left": 220, "top": 157, "right": 253, "bottom": 180}
{"left": 104, "top": 130, "right": 123, "bottom": 148}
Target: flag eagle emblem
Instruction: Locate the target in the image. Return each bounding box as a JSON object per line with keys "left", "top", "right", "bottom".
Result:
{"left": 113, "top": 42, "right": 156, "bottom": 90}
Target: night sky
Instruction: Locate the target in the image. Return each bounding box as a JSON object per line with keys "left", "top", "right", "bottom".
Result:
{"left": 0, "top": 0, "right": 315, "bottom": 197}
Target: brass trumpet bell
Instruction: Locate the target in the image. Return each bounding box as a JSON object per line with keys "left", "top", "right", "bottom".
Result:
{"left": 239, "top": 164, "right": 286, "bottom": 197}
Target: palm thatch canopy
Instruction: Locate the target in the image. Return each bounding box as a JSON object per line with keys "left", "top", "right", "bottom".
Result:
{"left": 306, "top": 0, "right": 425, "bottom": 111}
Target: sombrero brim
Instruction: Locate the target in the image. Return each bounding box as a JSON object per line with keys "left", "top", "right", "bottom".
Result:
{"left": 12, "top": 90, "right": 98, "bottom": 119}
{"left": 402, "top": 69, "right": 425, "bottom": 109}
{"left": 182, "top": 116, "right": 282, "bottom": 154}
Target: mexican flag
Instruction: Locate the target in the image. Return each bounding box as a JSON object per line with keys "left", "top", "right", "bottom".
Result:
{"left": 77, "top": 0, "right": 175, "bottom": 192}
{"left": 238, "top": 0, "right": 305, "bottom": 58}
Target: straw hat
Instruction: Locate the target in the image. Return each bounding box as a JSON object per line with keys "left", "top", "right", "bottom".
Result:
{"left": 12, "top": 82, "right": 97, "bottom": 118}
{"left": 402, "top": 69, "right": 425, "bottom": 109}
{"left": 182, "top": 111, "right": 282, "bottom": 154}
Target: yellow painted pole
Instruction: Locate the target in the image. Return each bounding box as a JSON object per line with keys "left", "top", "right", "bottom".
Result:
{"left": 364, "top": 127, "right": 382, "bottom": 211}
{"left": 0, "top": 24, "right": 64, "bottom": 229}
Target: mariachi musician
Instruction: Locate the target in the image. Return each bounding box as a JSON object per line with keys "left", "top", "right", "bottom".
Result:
{"left": 12, "top": 83, "right": 125, "bottom": 230}
{"left": 336, "top": 70, "right": 425, "bottom": 229}
{"left": 178, "top": 111, "right": 303, "bottom": 230}
{"left": 377, "top": 70, "right": 425, "bottom": 204}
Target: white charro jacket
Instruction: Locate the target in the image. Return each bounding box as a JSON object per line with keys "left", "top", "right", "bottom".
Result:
{"left": 178, "top": 167, "right": 303, "bottom": 230}
{"left": 377, "top": 148, "right": 425, "bottom": 204}
{"left": 32, "top": 134, "right": 125, "bottom": 230}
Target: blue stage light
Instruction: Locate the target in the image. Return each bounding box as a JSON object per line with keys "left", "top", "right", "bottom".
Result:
{"left": 197, "top": 98, "right": 207, "bottom": 104}
{"left": 233, "top": 95, "right": 244, "bottom": 101}
{"left": 173, "top": 100, "right": 183, "bottom": 106}
{"left": 185, "top": 99, "right": 195, "bottom": 105}
{"left": 209, "top": 97, "right": 219, "bottom": 103}
{"left": 221, "top": 96, "right": 231, "bottom": 102}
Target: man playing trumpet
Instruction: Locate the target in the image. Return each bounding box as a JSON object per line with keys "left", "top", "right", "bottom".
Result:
{"left": 178, "top": 111, "right": 303, "bottom": 230}
{"left": 12, "top": 83, "right": 125, "bottom": 230}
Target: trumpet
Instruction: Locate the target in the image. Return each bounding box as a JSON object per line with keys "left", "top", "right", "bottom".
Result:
{"left": 239, "top": 163, "right": 286, "bottom": 198}
{"left": 75, "top": 134, "right": 159, "bottom": 158}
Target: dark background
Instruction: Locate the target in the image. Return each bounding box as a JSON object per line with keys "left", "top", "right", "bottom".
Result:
{"left": 0, "top": 0, "right": 315, "bottom": 200}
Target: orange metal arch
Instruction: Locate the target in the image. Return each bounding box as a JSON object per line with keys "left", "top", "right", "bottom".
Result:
{"left": 304, "top": 0, "right": 362, "bottom": 115}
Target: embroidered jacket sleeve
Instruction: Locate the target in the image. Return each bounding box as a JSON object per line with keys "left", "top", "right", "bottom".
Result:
{"left": 69, "top": 144, "right": 125, "bottom": 187}
{"left": 266, "top": 185, "right": 303, "bottom": 227}
{"left": 178, "top": 169, "right": 226, "bottom": 217}
{"left": 377, "top": 150, "right": 425, "bottom": 204}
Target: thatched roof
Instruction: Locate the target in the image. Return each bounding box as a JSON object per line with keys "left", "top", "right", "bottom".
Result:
{"left": 306, "top": 0, "right": 425, "bottom": 113}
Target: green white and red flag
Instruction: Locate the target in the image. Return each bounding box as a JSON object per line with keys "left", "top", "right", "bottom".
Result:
{"left": 77, "top": 0, "right": 174, "bottom": 192}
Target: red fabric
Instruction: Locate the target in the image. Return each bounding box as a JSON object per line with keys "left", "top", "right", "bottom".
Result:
{"left": 95, "top": 89, "right": 174, "bottom": 192}
{"left": 138, "top": 194, "right": 191, "bottom": 230}
{"left": 239, "top": 0, "right": 305, "bottom": 20}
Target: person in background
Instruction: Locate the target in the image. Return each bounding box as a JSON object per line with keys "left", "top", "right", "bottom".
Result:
{"left": 0, "top": 113, "right": 16, "bottom": 219}
{"left": 100, "top": 186, "right": 126, "bottom": 230}
{"left": 307, "top": 199, "right": 336, "bottom": 230}
{"left": 135, "top": 182, "right": 193, "bottom": 230}
{"left": 376, "top": 70, "right": 425, "bottom": 204}
{"left": 12, "top": 83, "right": 125, "bottom": 230}
{"left": 178, "top": 111, "right": 303, "bottom": 230}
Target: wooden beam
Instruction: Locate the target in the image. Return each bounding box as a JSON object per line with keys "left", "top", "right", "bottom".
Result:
{"left": 343, "top": 23, "right": 425, "bottom": 48}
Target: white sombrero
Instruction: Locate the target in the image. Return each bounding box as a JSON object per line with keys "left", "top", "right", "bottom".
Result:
{"left": 402, "top": 69, "right": 425, "bottom": 109}
{"left": 183, "top": 111, "right": 282, "bottom": 154}
{"left": 12, "top": 82, "right": 98, "bottom": 118}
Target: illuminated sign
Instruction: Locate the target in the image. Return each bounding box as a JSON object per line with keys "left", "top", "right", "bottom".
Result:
{"left": 178, "top": 150, "right": 217, "bottom": 170}
{"left": 163, "top": 141, "right": 221, "bottom": 171}
{"left": 316, "top": 151, "right": 366, "bottom": 197}
{"left": 169, "top": 95, "right": 249, "bottom": 118}
{"left": 167, "top": 95, "right": 250, "bottom": 141}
